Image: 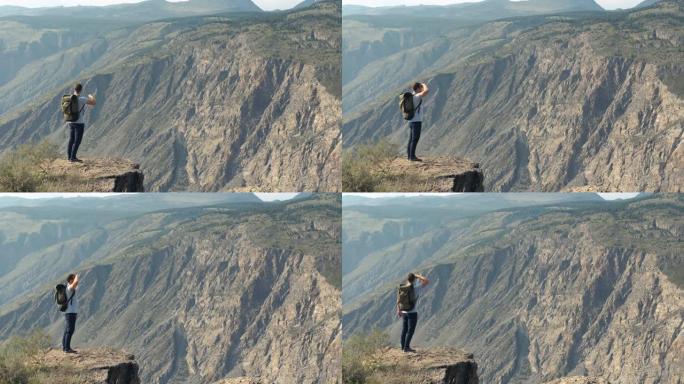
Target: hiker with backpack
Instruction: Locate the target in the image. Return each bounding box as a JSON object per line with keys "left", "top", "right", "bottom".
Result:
{"left": 399, "top": 82, "right": 430, "bottom": 162}
{"left": 55, "top": 273, "right": 79, "bottom": 353}
{"left": 61, "top": 83, "right": 96, "bottom": 163}
{"left": 396, "top": 272, "right": 430, "bottom": 353}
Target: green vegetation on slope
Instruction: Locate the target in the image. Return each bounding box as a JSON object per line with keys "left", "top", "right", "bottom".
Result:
{"left": 342, "top": 140, "right": 400, "bottom": 192}
{"left": 0, "top": 141, "right": 59, "bottom": 192}
{"left": 342, "top": 330, "right": 389, "bottom": 384}
{"left": 0, "top": 330, "right": 74, "bottom": 384}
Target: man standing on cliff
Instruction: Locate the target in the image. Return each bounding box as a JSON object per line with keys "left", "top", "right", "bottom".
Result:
{"left": 397, "top": 272, "right": 430, "bottom": 352}
{"left": 62, "top": 273, "right": 79, "bottom": 354}
{"left": 62, "top": 83, "right": 96, "bottom": 163}
{"left": 405, "top": 82, "right": 429, "bottom": 162}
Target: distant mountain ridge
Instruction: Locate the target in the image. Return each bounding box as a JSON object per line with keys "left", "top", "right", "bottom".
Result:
{"left": 0, "top": 0, "right": 262, "bottom": 20}
{"left": 342, "top": 0, "right": 603, "bottom": 17}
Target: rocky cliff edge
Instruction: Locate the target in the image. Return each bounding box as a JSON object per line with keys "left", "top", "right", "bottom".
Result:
{"left": 544, "top": 377, "right": 610, "bottom": 384}
{"left": 374, "top": 157, "right": 484, "bottom": 192}
{"left": 366, "top": 347, "right": 479, "bottom": 384}
{"left": 33, "top": 348, "right": 140, "bottom": 384}
{"left": 47, "top": 158, "right": 144, "bottom": 192}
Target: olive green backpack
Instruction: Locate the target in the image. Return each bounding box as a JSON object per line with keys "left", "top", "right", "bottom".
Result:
{"left": 61, "top": 95, "right": 83, "bottom": 122}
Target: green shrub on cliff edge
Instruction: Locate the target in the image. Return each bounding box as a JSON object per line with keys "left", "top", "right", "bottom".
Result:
{"left": 342, "top": 330, "right": 389, "bottom": 384}
{"left": 0, "top": 330, "right": 50, "bottom": 384}
{"left": 0, "top": 141, "right": 60, "bottom": 192}
{"left": 342, "top": 141, "right": 397, "bottom": 192}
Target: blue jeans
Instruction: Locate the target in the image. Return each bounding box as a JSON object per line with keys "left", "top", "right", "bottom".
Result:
{"left": 67, "top": 123, "right": 84, "bottom": 160}
{"left": 62, "top": 313, "right": 77, "bottom": 351}
{"left": 407, "top": 122, "right": 422, "bottom": 159}
{"left": 401, "top": 312, "right": 418, "bottom": 350}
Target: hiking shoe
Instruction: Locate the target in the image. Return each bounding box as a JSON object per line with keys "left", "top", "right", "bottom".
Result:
{"left": 404, "top": 347, "right": 417, "bottom": 353}
{"left": 65, "top": 349, "right": 78, "bottom": 354}
{"left": 409, "top": 157, "right": 423, "bottom": 162}
{"left": 71, "top": 158, "right": 83, "bottom": 163}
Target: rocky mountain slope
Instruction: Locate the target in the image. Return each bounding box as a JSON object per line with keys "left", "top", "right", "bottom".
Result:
{"left": 342, "top": 0, "right": 604, "bottom": 90}
{"left": 342, "top": 194, "right": 683, "bottom": 383}
{"left": 343, "top": 1, "right": 684, "bottom": 192}
{"left": 0, "top": 194, "right": 341, "bottom": 383}
{"left": 0, "top": 193, "right": 262, "bottom": 308}
{"left": 0, "top": 1, "right": 341, "bottom": 192}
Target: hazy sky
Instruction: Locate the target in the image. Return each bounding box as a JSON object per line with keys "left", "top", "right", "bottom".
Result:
{"left": 0, "top": 0, "right": 302, "bottom": 11}
{"left": 344, "top": 0, "right": 644, "bottom": 10}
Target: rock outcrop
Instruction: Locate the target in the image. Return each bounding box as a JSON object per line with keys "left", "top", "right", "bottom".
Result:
{"left": 366, "top": 347, "right": 479, "bottom": 384}
{"left": 214, "top": 378, "right": 261, "bottom": 384}
{"left": 545, "top": 377, "right": 609, "bottom": 384}
{"left": 47, "top": 158, "right": 144, "bottom": 192}
{"left": 34, "top": 348, "right": 140, "bottom": 384}
{"left": 373, "top": 157, "right": 484, "bottom": 192}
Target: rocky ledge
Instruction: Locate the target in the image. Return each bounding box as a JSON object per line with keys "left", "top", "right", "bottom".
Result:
{"left": 213, "top": 378, "right": 261, "bottom": 384}
{"left": 34, "top": 348, "right": 140, "bottom": 384}
{"left": 366, "top": 347, "right": 479, "bottom": 384}
{"left": 377, "top": 157, "right": 484, "bottom": 192}
{"left": 544, "top": 377, "right": 610, "bottom": 384}
{"left": 48, "top": 158, "right": 144, "bottom": 192}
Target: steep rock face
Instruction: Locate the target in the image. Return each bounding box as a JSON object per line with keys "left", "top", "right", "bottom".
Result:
{"left": 36, "top": 348, "right": 140, "bottom": 384}
{"left": 47, "top": 158, "right": 144, "bottom": 192}
{"left": 342, "top": 0, "right": 603, "bottom": 94}
{"left": 343, "top": 2, "right": 684, "bottom": 192}
{"left": 343, "top": 196, "right": 684, "bottom": 383}
{"left": 0, "top": 195, "right": 341, "bottom": 384}
{"left": 366, "top": 348, "right": 479, "bottom": 384}
{"left": 0, "top": 3, "right": 341, "bottom": 192}
{"left": 0, "top": 194, "right": 265, "bottom": 309}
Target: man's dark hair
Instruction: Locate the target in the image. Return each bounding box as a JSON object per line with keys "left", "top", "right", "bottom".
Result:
{"left": 74, "top": 83, "right": 83, "bottom": 93}
{"left": 412, "top": 82, "right": 421, "bottom": 92}
{"left": 67, "top": 274, "right": 76, "bottom": 283}
{"left": 407, "top": 273, "right": 416, "bottom": 283}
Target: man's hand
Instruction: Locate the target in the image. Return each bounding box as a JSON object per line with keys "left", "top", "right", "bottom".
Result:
{"left": 69, "top": 274, "right": 80, "bottom": 289}
{"left": 416, "top": 82, "right": 429, "bottom": 98}
{"left": 415, "top": 273, "right": 430, "bottom": 286}
{"left": 87, "top": 94, "right": 96, "bottom": 106}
